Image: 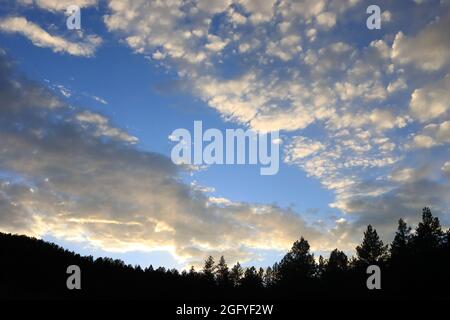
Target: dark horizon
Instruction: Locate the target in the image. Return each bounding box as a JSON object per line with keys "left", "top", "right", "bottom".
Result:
{"left": 1, "top": 207, "right": 449, "bottom": 301}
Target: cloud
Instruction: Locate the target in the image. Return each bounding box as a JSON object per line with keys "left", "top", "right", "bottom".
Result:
{"left": 409, "top": 120, "right": 450, "bottom": 149}
{"left": 442, "top": 162, "right": 450, "bottom": 180}
{"left": 409, "top": 74, "right": 450, "bottom": 121}
{"left": 334, "top": 176, "right": 450, "bottom": 235}
{"left": 18, "top": 0, "right": 97, "bottom": 11}
{"left": 0, "top": 16, "right": 102, "bottom": 57}
{"left": 410, "top": 135, "right": 439, "bottom": 149}
{"left": 316, "top": 12, "right": 336, "bottom": 29}
{"left": 392, "top": 13, "right": 450, "bottom": 71}
{"left": 75, "top": 111, "right": 138, "bottom": 144}
{"left": 102, "top": 0, "right": 364, "bottom": 133}
{"left": 205, "top": 35, "right": 229, "bottom": 52}
{"left": 424, "top": 122, "right": 450, "bottom": 143}
{"left": 92, "top": 95, "right": 108, "bottom": 105}
{"left": 239, "top": 0, "right": 275, "bottom": 24}
{"left": 284, "top": 136, "right": 324, "bottom": 160}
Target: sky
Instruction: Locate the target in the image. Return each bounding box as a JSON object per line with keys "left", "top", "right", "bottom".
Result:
{"left": 0, "top": 0, "right": 449, "bottom": 270}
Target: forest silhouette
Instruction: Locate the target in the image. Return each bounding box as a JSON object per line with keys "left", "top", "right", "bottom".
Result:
{"left": 1, "top": 207, "right": 449, "bottom": 300}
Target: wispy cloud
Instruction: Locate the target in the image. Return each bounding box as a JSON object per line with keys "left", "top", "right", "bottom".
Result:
{"left": 0, "top": 16, "right": 102, "bottom": 57}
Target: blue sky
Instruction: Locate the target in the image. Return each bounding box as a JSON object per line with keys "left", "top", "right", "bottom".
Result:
{"left": 1, "top": 21, "right": 335, "bottom": 213}
{"left": 0, "top": 0, "right": 449, "bottom": 269}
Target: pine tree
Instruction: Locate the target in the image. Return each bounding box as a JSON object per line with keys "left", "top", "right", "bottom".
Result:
{"left": 189, "top": 265, "right": 196, "bottom": 275}
{"left": 412, "top": 207, "right": 443, "bottom": 252}
{"left": 258, "top": 267, "right": 265, "bottom": 283}
{"left": 203, "top": 256, "right": 216, "bottom": 282}
{"left": 145, "top": 265, "right": 154, "bottom": 272}
{"left": 263, "top": 266, "right": 274, "bottom": 287}
{"left": 327, "top": 249, "right": 348, "bottom": 272}
{"left": 187, "top": 266, "right": 197, "bottom": 281}
{"left": 390, "top": 218, "right": 411, "bottom": 259}
{"left": 271, "top": 262, "right": 280, "bottom": 284}
{"left": 316, "top": 255, "right": 326, "bottom": 278}
{"left": 216, "top": 256, "right": 230, "bottom": 287}
{"left": 241, "top": 266, "right": 263, "bottom": 289}
{"left": 229, "top": 262, "right": 243, "bottom": 287}
{"left": 356, "top": 225, "right": 388, "bottom": 265}
{"left": 278, "top": 237, "right": 316, "bottom": 282}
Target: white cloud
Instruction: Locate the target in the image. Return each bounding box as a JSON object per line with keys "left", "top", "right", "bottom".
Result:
{"left": 239, "top": 0, "right": 275, "bottom": 24}
{"left": 389, "top": 168, "right": 416, "bottom": 183}
{"left": 411, "top": 135, "right": 439, "bottom": 148}
{"left": 205, "top": 35, "right": 229, "bottom": 52}
{"left": 18, "top": 0, "right": 97, "bottom": 11}
{"left": 382, "top": 10, "right": 392, "bottom": 23}
{"left": 408, "top": 120, "right": 450, "bottom": 149}
{"left": 442, "top": 162, "right": 450, "bottom": 174}
{"left": 316, "top": 12, "right": 337, "bottom": 29}
{"left": 369, "top": 109, "right": 408, "bottom": 131}
{"left": 0, "top": 16, "right": 101, "bottom": 57}
{"left": 285, "top": 136, "right": 324, "bottom": 160}
{"left": 76, "top": 111, "right": 138, "bottom": 143}
{"left": 392, "top": 13, "right": 450, "bottom": 71}
{"left": 92, "top": 95, "right": 108, "bottom": 105}
{"left": 387, "top": 77, "right": 407, "bottom": 93}
{"left": 283, "top": 0, "right": 326, "bottom": 20}
{"left": 410, "top": 74, "right": 450, "bottom": 121}
{"left": 229, "top": 9, "right": 247, "bottom": 25}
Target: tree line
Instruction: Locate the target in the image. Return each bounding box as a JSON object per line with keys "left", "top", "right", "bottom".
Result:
{"left": 1, "top": 207, "right": 449, "bottom": 299}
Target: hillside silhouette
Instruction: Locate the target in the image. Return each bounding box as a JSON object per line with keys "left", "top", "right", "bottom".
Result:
{"left": 1, "top": 207, "right": 449, "bottom": 300}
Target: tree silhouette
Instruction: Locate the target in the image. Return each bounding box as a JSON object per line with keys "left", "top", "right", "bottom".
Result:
{"left": 315, "top": 255, "right": 326, "bottom": 279}
{"left": 326, "top": 249, "right": 348, "bottom": 273}
{"left": 263, "top": 266, "right": 275, "bottom": 287}
{"left": 1, "top": 207, "right": 450, "bottom": 300}
{"left": 390, "top": 218, "right": 411, "bottom": 259}
{"left": 229, "top": 262, "right": 243, "bottom": 287}
{"left": 216, "top": 256, "right": 231, "bottom": 288}
{"left": 412, "top": 207, "right": 444, "bottom": 252}
{"left": 203, "top": 255, "right": 216, "bottom": 283}
{"left": 277, "top": 237, "right": 316, "bottom": 291}
{"left": 240, "top": 266, "right": 263, "bottom": 290}
{"left": 356, "top": 225, "right": 388, "bottom": 265}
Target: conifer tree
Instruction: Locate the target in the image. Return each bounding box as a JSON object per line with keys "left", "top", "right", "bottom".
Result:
{"left": 356, "top": 225, "right": 388, "bottom": 265}
{"left": 229, "top": 262, "right": 243, "bottom": 287}
{"left": 216, "top": 256, "right": 230, "bottom": 287}
{"left": 390, "top": 218, "right": 411, "bottom": 259}
{"left": 412, "top": 207, "right": 443, "bottom": 252}
{"left": 327, "top": 249, "right": 348, "bottom": 272}
{"left": 203, "top": 256, "right": 216, "bottom": 282}
{"left": 278, "top": 237, "right": 316, "bottom": 282}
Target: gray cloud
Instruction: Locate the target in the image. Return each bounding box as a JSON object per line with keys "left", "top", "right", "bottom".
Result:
{"left": 392, "top": 12, "right": 450, "bottom": 71}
